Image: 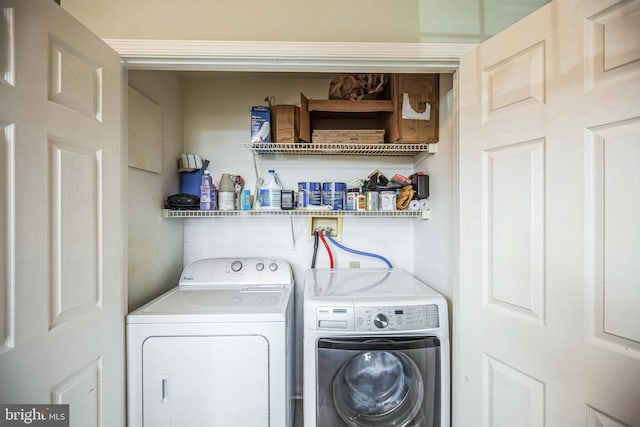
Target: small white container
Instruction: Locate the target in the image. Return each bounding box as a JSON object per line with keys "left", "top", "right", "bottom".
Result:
{"left": 380, "top": 191, "right": 397, "bottom": 211}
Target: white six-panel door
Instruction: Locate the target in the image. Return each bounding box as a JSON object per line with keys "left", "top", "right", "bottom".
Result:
{"left": 458, "top": 0, "right": 640, "bottom": 426}
{"left": 0, "top": 0, "right": 124, "bottom": 425}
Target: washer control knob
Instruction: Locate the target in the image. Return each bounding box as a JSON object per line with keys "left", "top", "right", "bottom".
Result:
{"left": 231, "top": 260, "right": 243, "bottom": 272}
{"left": 256, "top": 262, "right": 265, "bottom": 271}
{"left": 268, "top": 262, "right": 278, "bottom": 272}
{"left": 373, "top": 313, "right": 388, "bottom": 329}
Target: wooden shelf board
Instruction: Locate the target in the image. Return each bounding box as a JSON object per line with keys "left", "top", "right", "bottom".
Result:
{"left": 307, "top": 99, "right": 394, "bottom": 113}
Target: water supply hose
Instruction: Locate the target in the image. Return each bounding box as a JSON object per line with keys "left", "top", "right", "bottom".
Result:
{"left": 311, "top": 230, "right": 319, "bottom": 268}
{"left": 318, "top": 230, "right": 334, "bottom": 269}
{"left": 324, "top": 231, "right": 393, "bottom": 268}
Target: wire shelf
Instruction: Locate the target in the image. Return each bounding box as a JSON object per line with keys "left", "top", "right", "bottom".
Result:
{"left": 161, "top": 209, "right": 430, "bottom": 220}
{"left": 240, "top": 143, "right": 437, "bottom": 156}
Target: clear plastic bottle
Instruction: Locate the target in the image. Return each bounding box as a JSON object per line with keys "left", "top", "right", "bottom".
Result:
{"left": 258, "top": 170, "right": 282, "bottom": 209}
{"left": 199, "top": 170, "right": 216, "bottom": 210}
{"left": 218, "top": 173, "right": 235, "bottom": 211}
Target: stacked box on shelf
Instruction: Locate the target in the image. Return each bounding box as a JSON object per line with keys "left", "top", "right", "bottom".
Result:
{"left": 300, "top": 74, "right": 439, "bottom": 144}
{"left": 312, "top": 129, "right": 385, "bottom": 144}
{"left": 300, "top": 94, "right": 394, "bottom": 143}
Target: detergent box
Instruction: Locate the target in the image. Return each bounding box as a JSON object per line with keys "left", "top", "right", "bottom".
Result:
{"left": 251, "top": 106, "right": 271, "bottom": 144}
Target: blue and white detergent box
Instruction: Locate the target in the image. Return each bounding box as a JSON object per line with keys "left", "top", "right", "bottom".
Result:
{"left": 251, "top": 106, "right": 271, "bottom": 143}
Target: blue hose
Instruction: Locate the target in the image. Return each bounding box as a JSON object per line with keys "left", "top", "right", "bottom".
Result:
{"left": 324, "top": 232, "right": 393, "bottom": 268}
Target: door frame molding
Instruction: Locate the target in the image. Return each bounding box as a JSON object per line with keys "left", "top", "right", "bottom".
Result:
{"left": 105, "top": 39, "right": 474, "bottom": 72}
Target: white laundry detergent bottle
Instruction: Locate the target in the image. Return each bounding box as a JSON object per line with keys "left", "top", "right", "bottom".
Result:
{"left": 258, "top": 170, "right": 282, "bottom": 209}
{"left": 218, "top": 173, "right": 235, "bottom": 211}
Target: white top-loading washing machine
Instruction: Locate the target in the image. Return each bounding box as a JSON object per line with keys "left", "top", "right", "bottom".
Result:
{"left": 303, "top": 268, "right": 450, "bottom": 427}
{"left": 127, "top": 257, "right": 294, "bottom": 427}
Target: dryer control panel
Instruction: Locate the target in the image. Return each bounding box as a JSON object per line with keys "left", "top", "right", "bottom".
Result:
{"left": 354, "top": 304, "right": 440, "bottom": 331}
{"left": 179, "top": 257, "right": 293, "bottom": 286}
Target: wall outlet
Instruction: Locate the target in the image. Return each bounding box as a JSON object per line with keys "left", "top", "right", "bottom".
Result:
{"left": 308, "top": 216, "right": 342, "bottom": 240}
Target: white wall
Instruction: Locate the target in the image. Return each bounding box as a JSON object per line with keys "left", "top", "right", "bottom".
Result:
{"left": 62, "top": 0, "right": 421, "bottom": 42}
{"left": 127, "top": 71, "right": 185, "bottom": 311}
{"left": 414, "top": 74, "right": 455, "bottom": 302}
{"left": 62, "top": 0, "right": 548, "bottom": 44}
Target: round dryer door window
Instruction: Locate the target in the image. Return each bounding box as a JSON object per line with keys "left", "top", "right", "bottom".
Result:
{"left": 332, "top": 350, "right": 424, "bottom": 426}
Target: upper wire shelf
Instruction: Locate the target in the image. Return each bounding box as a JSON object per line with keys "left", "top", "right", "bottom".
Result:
{"left": 240, "top": 143, "right": 437, "bottom": 156}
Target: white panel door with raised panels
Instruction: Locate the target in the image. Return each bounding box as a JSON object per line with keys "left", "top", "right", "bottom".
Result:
{"left": 0, "top": 0, "right": 124, "bottom": 425}
{"left": 458, "top": 0, "right": 640, "bottom": 426}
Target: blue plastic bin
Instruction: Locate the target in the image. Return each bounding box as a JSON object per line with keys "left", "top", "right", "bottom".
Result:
{"left": 179, "top": 160, "right": 209, "bottom": 196}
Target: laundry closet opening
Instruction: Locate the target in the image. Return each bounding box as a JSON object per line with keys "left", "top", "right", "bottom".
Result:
{"left": 125, "top": 69, "right": 456, "bottom": 399}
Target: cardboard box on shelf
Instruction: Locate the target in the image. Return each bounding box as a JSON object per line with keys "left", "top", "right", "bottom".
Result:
{"left": 392, "top": 74, "right": 439, "bottom": 143}
{"left": 297, "top": 74, "right": 439, "bottom": 145}
{"left": 271, "top": 105, "right": 300, "bottom": 143}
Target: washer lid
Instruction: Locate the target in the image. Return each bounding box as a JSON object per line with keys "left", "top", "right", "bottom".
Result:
{"left": 305, "top": 268, "right": 442, "bottom": 299}
{"left": 127, "top": 285, "right": 291, "bottom": 323}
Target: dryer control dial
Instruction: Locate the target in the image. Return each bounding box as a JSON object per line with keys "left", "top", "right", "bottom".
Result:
{"left": 373, "top": 313, "right": 389, "bottom": 329}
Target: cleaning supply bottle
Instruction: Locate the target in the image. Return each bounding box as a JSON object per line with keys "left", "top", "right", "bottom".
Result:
{"left": 199, "top": 170, "right": 216, "bottom": 210}
{"left": 258, "top": 170, "right": 282, "bottom": 209}
{"left": 218, "top": 173, "right": 235, "bottom": 211}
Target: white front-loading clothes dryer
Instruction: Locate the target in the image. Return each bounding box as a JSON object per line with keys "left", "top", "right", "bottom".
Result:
{"left": 303, "top": 268, "right": 450, "bottom": 427}
{"left": 127, "top": 257, "right": 294, "bottom": 427}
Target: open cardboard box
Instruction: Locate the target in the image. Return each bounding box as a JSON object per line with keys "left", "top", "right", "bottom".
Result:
{"left": 299, "top": 74, "right": 439, "bottom": 144}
